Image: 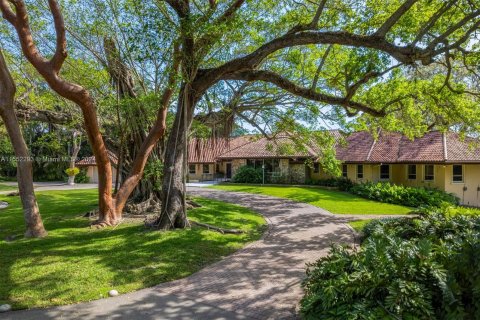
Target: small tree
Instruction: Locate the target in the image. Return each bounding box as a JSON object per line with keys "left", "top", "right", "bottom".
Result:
{"left": 0, "top": 49, "right": 47, "bottom": 238}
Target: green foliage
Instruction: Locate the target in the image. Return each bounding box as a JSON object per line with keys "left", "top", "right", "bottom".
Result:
{"left": 143, "top": 159, "right": 164, "bottom": 192}
{"left": 232, "top": 166, "right": 263, "bottom": 184}
{"left": 74, "top": 169, "right": 90, "bottom": 184}
{"left": 65, "top": 167, "right": 80, "bottom": 177}
{"left": 306, "top": 177, "right": 355, "bottom": 191}
{"left": 301, "top": 210, "right": 480, "bottom": 319}
{"left": 350, "top": 182, "right": 459, "bottom": 208}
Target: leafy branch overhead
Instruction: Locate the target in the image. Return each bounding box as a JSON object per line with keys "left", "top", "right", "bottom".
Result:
{"left": 1, "top": 0, "right": 480, "bottom": 231}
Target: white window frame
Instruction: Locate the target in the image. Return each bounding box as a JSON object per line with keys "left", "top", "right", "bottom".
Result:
{"left": 424, "top": 164, "right": 435, "bottom": 182}
{"left": 452, "top": 164, "right": 464, "bottom": 183}
{"left": 407, "top": 164, "right": 417, "bottom": 180}
{"left": 356, "top": 164, "right": 364, "bottom": 179}
{"left": 379, "top": 164, "right": 390, "bottom": 180}
{"left": 189, "top": 164, "right": 196, "bottom": 174}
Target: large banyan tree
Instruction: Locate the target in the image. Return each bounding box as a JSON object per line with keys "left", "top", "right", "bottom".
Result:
{"left": 1, "top": 0, "right": 479, "bottom": 231}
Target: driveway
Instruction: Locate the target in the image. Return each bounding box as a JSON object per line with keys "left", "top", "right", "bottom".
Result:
{"left": 2, "top": 187, "right": 355, "bottom": 320}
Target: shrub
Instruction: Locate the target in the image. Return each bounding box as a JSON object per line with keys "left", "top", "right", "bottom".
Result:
{"left": 74, "top": 169, "right": 90, "bottom": 183}
{"left": 336, "top": 177, "right": 355, "bottom": 191}
{"left": 232, "top": 166, "right": 262, "bottom": 183}
{"left": 350, "top": 181, "right": 459, "bottom": 208}
{"left": 305, "top": 177, "right": 355, "bottom": 191}
{"left": 301, "top": 211, "right": 480, "bottom": 319}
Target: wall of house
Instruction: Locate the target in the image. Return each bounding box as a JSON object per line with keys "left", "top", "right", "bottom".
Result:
{"left": 309, "top": 168, "right": 332, "bottom": 180}
{"left": 347, "top": 163, "right": 480, "bottom": 207}
{"left": 85, "top": 166, "right": 118, "bottom": 184}
{"left": 187, "top": 163, "right": 215, "bottom": 181}
{"left": 231, "top": 159, "right": 246, "bottom": 177}
{"left": 444, "top": 164, "right": 480, "bottom": 207}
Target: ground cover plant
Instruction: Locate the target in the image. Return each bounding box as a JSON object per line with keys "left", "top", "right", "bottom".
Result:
{"left": 349, "top": 181, "right": 459, "bottom": 208}
{"left": 0, "top": 190, "right": 265, "bottom": 309}
{"left": 301, "top": 207, "right": 480, "bottom": 319}
{"left": 211, "top": 184, "right": 411, "bottom": 215}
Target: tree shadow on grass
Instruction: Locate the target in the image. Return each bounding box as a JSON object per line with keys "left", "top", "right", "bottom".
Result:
{"left": 1, "top": 189, "right": 359, "bottom": 320}
{"left": 0, "top": 191, "right": 267, "bottom": 315}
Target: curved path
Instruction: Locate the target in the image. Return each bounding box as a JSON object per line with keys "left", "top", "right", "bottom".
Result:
{"left": 3, "top": 187, "right": 355, "bottom": 320}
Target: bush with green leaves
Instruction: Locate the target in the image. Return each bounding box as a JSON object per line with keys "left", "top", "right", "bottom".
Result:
{"left": 350, "top": 181, "right": 459, "bottom": 208}
{"left": 305, "top": 177, "right": 355, "bottom": 191}
{"left": 301, "top": 209, "right": 480, "bottom": 319}
{"left": 74, "top": 169, "right": 90, "bottom": 183}
{"left": 232, "top": 166, "right": 262, "bottom": 183}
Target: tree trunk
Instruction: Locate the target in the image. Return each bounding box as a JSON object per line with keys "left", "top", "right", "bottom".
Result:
{"left": 154, "top": 86, "right": 193, "bottom": 229}
{"left": 0, "top": 50, "right": 47, "bottom": 238}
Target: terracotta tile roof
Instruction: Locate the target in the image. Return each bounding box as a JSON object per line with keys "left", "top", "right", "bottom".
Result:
{"left": 336, "top": 131, "right": 374, "bottom": 162}
{"left": 338, "top": 131, "right": 480, "bottom": 163}
{"left": 396, "top": 132, "right": 445, "bottom": 163}
{"left": 76, "top": 151, "right": 118, "bottom": 166}
{"left": 217, "top": 134, "right": 316, "bottom": 159}
{"left": 157, "top": 130, "right": 480, "bottom": 164}
{"left": 188, "top": 136, "right": 251, "bottom": 163}
{"left": 445, "top": 132, "right": 480, "bottom": 162}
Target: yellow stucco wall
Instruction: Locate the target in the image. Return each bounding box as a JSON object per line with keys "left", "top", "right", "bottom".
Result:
{"left": 308, "top": 163, "right": 480, "bottom": 207}
{"left": 232, "top": 159, "right": 246, "bottom": 175}
{"left": 444, "top": 164, "right": 480, "bottom": 207}
{"left": 187, "top": 163, "right": 215, "bottom": 181}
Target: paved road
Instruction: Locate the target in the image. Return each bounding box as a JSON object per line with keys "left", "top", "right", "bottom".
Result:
{"left": 0, "top": 182, "right": 99, "bottom": 195}
{"left": 3, "top": 187, "right": 355, "bottom": 320}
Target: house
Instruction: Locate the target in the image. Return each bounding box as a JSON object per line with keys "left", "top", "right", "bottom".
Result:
{"left": 187, "top": 136, "right": 251, "bottom": 181}
{"left": 76, "top": 151, "right": 120, "bottom": 184}
{"left": 335, "top": 131, "right": 480, "bottom": 207}
{"left": 188, "top": 131, "right": 480, "bottom": 207}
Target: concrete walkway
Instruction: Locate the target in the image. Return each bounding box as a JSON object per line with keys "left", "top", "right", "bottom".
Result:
{"left": 3, "top": 187, "right": 356, "bottom": 320}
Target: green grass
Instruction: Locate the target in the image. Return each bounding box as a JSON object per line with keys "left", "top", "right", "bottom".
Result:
{"left": 0, "top": 183, "right": 16, "bottom": 191}
{"left": 211, "top": 184, "right": 412, "bottom": 215}
{"left": 0, "top": 190, "right": 266, "bottom": 309}
{"left": 348, "top": 219, "right": 373, "bottom": 232}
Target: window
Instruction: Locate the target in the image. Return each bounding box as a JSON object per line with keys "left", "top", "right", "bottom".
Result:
{"left": 380, "top": 164, "right": 390, "bottom": 180}
{"left": 357, "top": 164, "right": 364, "bottom": 179}
{"left": 424, "top": 164, "right": 434, "bottom": 181}
{"left": 247, "top": 159, "right": 264, "bottom": 169}
{"left": 407, "top": 165, "right": 416, "bottom": 180}
{"left": 189, "top": 164, "right": 196, "bottom": 174}
{"left": 342, "top": 164, "right": 348, "bottom": 178}
{"left": 452, "top": 165, "right": 464, "bottom": 183}
{"left": 313, "top": 163, "right": 320, "bottom": 173}
{"left": 203, "top": 164, "right": 210, "bottom": 174}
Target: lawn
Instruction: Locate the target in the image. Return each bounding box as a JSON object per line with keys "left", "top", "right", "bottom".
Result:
{"left": 348, "top": 219, "right": 372, "bottom": 232}
{"left": 0, "top": 183, "right": 15, "bottom": 192}
{"left": 0, "top": 190, "right": 266, "bottom": 309}
{"left": 211, "top": 184, "right": 412, "bottom": 215}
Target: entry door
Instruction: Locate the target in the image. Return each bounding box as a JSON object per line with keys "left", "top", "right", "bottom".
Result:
{"left": 226, "top": 163, "right": 232, "bottom": 179}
